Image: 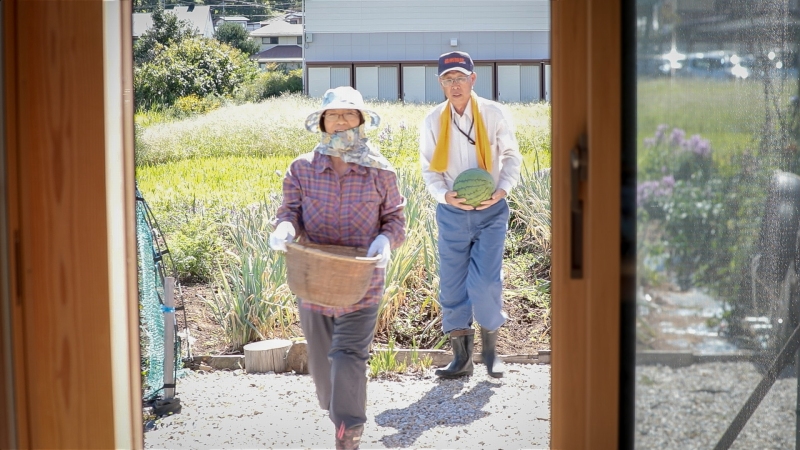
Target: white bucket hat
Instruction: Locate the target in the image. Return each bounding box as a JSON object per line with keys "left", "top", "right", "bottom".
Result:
{"left": 304, "top": 86, "right": 381, "bottom": 132}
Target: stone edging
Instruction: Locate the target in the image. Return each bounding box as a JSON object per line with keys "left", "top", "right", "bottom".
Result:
{"left": 189, "top": 349, "right": 552, "bottom": 371}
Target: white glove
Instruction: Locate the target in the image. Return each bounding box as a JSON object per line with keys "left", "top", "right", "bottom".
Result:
{"left": 269, "top": 222, "right": 296, "bottom": 252}
{"left": 367, "top": 234, "right": 391, "bottom": 268}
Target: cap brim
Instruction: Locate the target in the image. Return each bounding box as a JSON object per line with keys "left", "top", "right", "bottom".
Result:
{"left": 304, "top": 104, "right": 381, "bottom": 132}
{"left": 438, "top": 67, "right": 473, "bottom": 77}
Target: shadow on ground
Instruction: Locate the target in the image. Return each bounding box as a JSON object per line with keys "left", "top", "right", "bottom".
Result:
{"left": 374, "top": 379, "right": 499, "bottom": 448}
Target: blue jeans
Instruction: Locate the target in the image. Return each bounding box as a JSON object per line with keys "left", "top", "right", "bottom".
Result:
{"left": 436, "top": 199, "right": 509, "bottom": 333}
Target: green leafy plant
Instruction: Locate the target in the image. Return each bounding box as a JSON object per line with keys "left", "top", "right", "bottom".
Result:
{"left": 206, "top": 201, "right": 298, "bottom": 352}
{"left": 368, "top": 337, "right": 407, "bottom": 378}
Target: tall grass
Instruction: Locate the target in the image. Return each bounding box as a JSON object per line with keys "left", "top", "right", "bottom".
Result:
{"left": 207, "top": 200, "right": 298, "bottom": 352}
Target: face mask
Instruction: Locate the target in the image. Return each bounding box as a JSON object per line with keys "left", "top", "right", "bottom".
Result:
{"left": 313, "top": 125, "right": 393, "bottom": 172}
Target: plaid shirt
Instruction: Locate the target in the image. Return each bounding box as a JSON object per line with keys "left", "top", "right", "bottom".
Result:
{"left": 276, "top": 152, "right": 406, "bottom": 316}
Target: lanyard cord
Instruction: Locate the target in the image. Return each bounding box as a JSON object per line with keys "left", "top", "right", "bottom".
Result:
{"left": 452, "top": 115, "right": 476, "bottom": 145}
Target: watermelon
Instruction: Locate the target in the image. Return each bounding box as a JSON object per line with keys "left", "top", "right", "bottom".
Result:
{"left": 453, "top": 168, "right": 495, "bottom": 207}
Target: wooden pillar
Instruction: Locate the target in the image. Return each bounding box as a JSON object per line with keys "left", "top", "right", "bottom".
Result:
{"left": 1, "top": 1, "right": 139, "bottom": 448}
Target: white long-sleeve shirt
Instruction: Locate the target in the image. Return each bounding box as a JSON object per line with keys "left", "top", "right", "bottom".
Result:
{"left": 419, "top": 96, "right": 523, "bottom": 204}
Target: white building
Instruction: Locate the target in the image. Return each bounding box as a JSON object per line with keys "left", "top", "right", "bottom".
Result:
{"left": 302, "top": 0, "right": 551, "bottom": 103}
{"left": 250, "top": 14, "right": 304, "bottom": 70}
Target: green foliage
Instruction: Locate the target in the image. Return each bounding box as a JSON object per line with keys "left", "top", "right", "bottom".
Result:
{"left": 133, "top": 6, "right": 197, "bottom": 65}
{"left": 207, "top": 201, "right": 298, "bottom": 352}
{"left": 235, "top": 68, "right": 304, "bottom": 103}
{"left": 367, "top": 337, "right": 406, "bottom": 378}
{"left": 214, "top": 22, "right": 261, "bottom": 56}
{"left": 134, "top": 37, "right": 258, "bottom": 110}
{"left": 168, "top": 214, "right": 225, "bottom": 283}
{"left": 172, "top": 94, "right": 223, "bottom": 117}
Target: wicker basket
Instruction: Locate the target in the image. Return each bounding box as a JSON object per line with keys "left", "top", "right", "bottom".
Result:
{"left": 285, "top": 241, "right": 380, "bottom": 307}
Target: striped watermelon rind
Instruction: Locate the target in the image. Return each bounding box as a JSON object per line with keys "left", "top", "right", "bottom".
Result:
{"left": 453, "top": 168, "right": 495, "bottom": 207}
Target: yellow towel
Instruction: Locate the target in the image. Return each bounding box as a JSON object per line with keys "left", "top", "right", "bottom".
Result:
{"left": 429, "top": 92, "right": 492, "bottom": 173}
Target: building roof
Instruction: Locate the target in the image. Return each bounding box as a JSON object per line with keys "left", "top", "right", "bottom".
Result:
{"left": 133, "top": 5, "right": 213, "bottom": 38}
{"left": 173, "top": 5, "right": 213, "bottom": 36}
{"left": 217, "top": 16, "right": 250, "bottom": 22}
{"left": 253, "top": 45, "right": 303, "bottom": 61}
{"left": 132, "top": 13, "right": 153, "bottom": 38}
{"left": 250, "top": 17, "right": 303, "bottom": 37}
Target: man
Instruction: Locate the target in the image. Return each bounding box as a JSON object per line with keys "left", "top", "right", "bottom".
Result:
{"left": 419, "top": 51, "right": 522, "bottom": 379}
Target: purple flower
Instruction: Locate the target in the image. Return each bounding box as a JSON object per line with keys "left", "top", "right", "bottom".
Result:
{"left": 694, "top": 139, "right": 711, "bottom": 158}
{"left": 644, "top": 137, "right": 656, "bottom": 148}
{"left": 670, "top": 128, "right": 686, "bottom": 147}
{"left": 661, "top": 175, "right": 675, "bottom": 188}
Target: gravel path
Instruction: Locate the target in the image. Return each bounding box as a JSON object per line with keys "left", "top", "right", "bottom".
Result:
{"left": 144, "top": 363, "right": 551, "bottom": 449}
{"left": 635, "top": 361, "right": 798, "bottom": 449}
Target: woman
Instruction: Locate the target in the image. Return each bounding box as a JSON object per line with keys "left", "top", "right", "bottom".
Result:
{"left": 269, "top": 86, "right": 406, "bottom": 450}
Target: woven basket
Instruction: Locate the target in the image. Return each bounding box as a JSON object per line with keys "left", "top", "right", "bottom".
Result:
{"left": 285, "top": 241, "right": 380, "bottom": 307}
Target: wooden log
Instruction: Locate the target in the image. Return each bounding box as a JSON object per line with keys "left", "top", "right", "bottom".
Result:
{"left": 244, "top": 339, "right": 292, "bottom": 373}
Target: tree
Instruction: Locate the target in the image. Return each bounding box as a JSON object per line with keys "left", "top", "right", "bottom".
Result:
{"left": 214, "top": 22, "right": 261, "bottom": 56}
{"left": 134, "top": 37, "right": 258, "bottom": 110}
{"left": 133, "top": 6, "right": 197, "bottom": 65}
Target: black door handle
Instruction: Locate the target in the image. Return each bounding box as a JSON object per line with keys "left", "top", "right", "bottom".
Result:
{"left": 570, "top": 134, "right": 588, "bottom": 279}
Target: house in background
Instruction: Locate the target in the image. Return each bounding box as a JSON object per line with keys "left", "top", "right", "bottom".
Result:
{"left": 303, "top": 0, "right": 550, "bottom": 103}
{"left": 214, "top": 16, "right": 249, "bottom": 29}
{"left": 250, "top": 13, "right": 303, "bottom": 70}
{"left": 133, "top": 4, "right": 215, "bottom": 41}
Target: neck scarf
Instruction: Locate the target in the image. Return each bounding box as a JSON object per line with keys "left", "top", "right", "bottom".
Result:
{"left": 313, "top": 125, "right": 394, "bottom": 172}
{"left": 429, "top": 92, "right": 492, "bottom": 173}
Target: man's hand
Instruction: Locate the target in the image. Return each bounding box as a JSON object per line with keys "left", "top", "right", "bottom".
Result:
{"left": 475, "top": 189, "right": 507, "bottom": 210}
{"left": 445, "top": 190, "right": 475, "bottom": 210}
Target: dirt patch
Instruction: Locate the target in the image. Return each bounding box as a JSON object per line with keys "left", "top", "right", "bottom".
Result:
{"left": 173, "top": 282, "right": 550, "bottom": 359}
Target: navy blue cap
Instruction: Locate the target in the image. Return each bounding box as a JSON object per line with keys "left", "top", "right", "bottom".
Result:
{"left": 438, "top": 51, "right": 474, "bottom": 76}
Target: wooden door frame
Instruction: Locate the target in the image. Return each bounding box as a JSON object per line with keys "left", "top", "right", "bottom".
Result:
{"left": 1, "top": 1, "right": 140, "bottom": 448}
{"left": 0, "top": 0, "right": 633, "bottom": 448}
{"left": 551, "top": 0, "right": 629, "bottom": 447}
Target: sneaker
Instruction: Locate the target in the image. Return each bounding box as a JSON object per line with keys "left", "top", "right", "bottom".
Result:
{"left": 335, "top": 422, "right": 364, "bottom": 450}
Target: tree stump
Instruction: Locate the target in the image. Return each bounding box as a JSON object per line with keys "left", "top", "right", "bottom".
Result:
{"left": 286, "top": 340, "right": 308, "bottom": 374}
{"left": 244, "top": 339, "right": 292, "bottom": 373}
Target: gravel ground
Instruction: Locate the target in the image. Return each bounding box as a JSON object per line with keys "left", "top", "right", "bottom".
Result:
{"left": 635, "top": 361, "right": 798, "bottom": 449}
{"left": 144, "top": 363, "right": 551, "bottom": 449}
{"left": 144, "top": 360, "right": 799, "bottom": 449}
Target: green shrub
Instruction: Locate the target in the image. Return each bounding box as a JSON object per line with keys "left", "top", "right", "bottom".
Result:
{"left": 134, "top": 37, "right": 258, "bottom": 110}
{"left": 235, "top": 68, "right": 303, "bottom": 103}
{"left": 169, "top": 214, "right": 225, "bottom": 283}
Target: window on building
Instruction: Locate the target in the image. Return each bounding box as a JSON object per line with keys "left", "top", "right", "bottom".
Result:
{"left": 262, "top": 37, "right": 278, "bottom": 44}
{"left": 297, "top": 36, "right": 302, "bottom": 45}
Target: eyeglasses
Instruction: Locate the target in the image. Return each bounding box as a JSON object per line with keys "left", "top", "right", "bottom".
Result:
{"left": 323, "top": 111, "right": 362, "bottom": 122}
{"left": 439, "top": 76, "right": 470, "bottom": 87}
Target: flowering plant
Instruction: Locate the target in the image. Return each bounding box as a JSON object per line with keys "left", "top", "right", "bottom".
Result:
{"left": 638, "top": 125, "right": 727, "bottom": 290}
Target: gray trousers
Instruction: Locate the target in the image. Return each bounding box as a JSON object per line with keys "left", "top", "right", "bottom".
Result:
{"left": 299, "top": 304, "right": 379, "bottom": 430}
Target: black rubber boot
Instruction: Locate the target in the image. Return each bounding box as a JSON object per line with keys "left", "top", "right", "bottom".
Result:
{"left": 434, "top": 329, "right": 474, "bottom": 379}
{"left": 481, "top": 327, "right": 504, "bottom": 378}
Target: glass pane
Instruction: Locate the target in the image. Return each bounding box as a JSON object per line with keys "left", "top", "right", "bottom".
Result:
{"left": 635, "top": 1, "right": 799, "bottom": 447}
